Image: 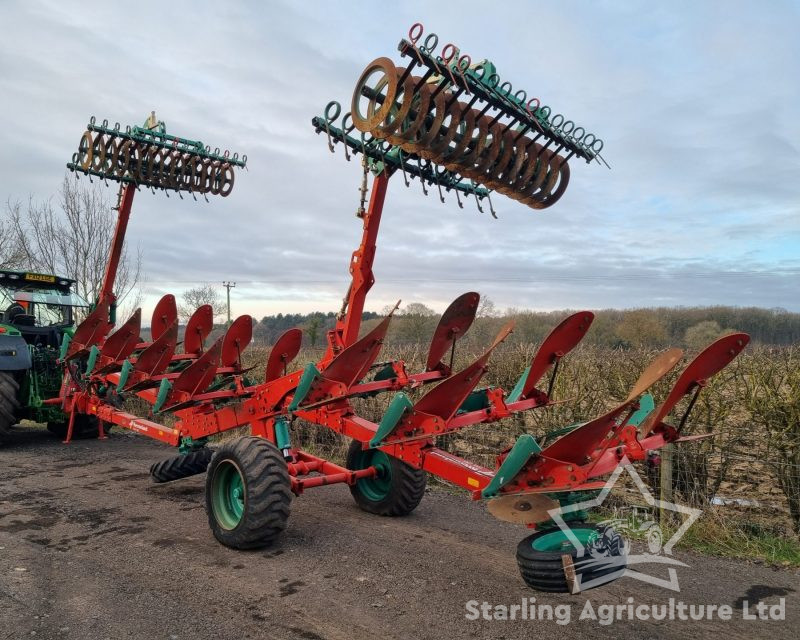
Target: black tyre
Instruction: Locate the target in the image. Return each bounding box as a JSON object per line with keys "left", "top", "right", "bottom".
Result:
{"left": 346, "top": 439, "right": 426, "bottom": 516}
{"left": 0, "top": 372, "right": 20, "bottom": 440}
{"left": 205, "top": 436, "right": 291, "bottom": 549}
{"left": 516, "top": 524, "right": 627, "bottom": 592}
{"left": 150, "top": 448, "right": 214, "bottom": 483}
{"left": 46, "top": 414, "right": 103, "bottom": 440}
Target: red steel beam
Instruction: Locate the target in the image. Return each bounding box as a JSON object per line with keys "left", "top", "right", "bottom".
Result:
{"left": 98, "top": 184, "right": 135, "bottom": 310}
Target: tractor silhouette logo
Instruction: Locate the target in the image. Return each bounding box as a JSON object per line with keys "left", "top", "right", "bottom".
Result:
{"left": 547, "top": 457, "right": 702, "bottom": 592}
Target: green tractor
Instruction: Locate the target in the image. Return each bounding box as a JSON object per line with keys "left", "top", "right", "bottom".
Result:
{"left": 0, "top": 269, "right": 92, "bottom": 442}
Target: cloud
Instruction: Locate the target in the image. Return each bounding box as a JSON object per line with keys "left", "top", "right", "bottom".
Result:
{"left": 1, "top": 0, "right": 798, "bottom": 320}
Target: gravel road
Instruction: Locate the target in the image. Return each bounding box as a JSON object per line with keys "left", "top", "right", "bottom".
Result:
{"left": 1, "top": 427, "right": 797, "bottom": 639}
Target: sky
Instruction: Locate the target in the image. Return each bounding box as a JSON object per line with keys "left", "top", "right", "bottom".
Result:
{"left": 0, "top": 0, "right": 798, "bottom": 320}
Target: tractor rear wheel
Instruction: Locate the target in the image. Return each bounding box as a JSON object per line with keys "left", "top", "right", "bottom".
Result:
{"left": 205, "top": 436, "right": 291, "bottom": 549}
{"left": 0, "top": 372, "right": 20, "bottom": 440}
{"left": 516, "top": 524, "right": 627, "bottom": 592}
{"left": 150, "top": 448, "right": 214, "bottom": 483}
{"left": 346, "top": 439, "right": 426, "bottom": 516}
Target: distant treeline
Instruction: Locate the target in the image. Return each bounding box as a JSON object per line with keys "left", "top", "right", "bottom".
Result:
{"left": 250, "top": 306, "right": 800, "bottom": 349}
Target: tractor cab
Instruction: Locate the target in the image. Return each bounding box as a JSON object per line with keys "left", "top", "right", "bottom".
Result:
{"left": 0, "top": 270, "right": 90, "bottom": 351}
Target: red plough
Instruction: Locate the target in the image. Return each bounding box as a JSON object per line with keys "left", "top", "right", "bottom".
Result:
{"left": 54, "top": 27, "right": 750, "bottom": 593}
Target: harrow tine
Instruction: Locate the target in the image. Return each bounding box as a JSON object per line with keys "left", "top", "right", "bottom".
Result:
{"left": 370, "top": 321, "right": 514, "bottom": 446}
{"left": 154, "top": 337, "right": 223, "bottom": 413}
{"left": 183, "top": 304, "right": 214, "bottom": 355}
{"left": 220, "top": 315, "right": 253, "bottom": 369}
{"left": 425, "top": 292, "right": 480, "bottom": 373}
{"left": 638, "top": 333, "right": 750, "bottom": 437}
{"left": 507, "top": 311, "right": 594, "bottom": 403}
{"left": 64, "top": 300, "right": 112, "bottom": 360}
{"left": 150, "top": 294, "right": 178, "bottom": 342}
{"left": 90, "top": 308, "right": 142, "bottom": 373}
{"left": 265, "top": 328, "right": 303, "bottom": 383}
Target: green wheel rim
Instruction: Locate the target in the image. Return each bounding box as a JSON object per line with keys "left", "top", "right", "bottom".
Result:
{"left": 211, "top": 460, "right": 245, "bottom": 530}
{"left": 353, "top": 449, "right": 393, "bottom": 502}
{"left": 532, "top": 528, "right": 598, "bottom": 552}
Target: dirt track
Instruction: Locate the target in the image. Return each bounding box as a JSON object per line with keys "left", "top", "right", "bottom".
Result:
{"left": 1, "top": 427, "right": 798, "bottom": 640}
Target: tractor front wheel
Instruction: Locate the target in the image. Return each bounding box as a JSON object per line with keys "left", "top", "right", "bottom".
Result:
{"left": 0, "top": 372, "right": 20, "bottom": 440}
{"left": 205, "top": 436, "right": 291, "bottom": 549}
{"left": 346, "top": 439, "right": 426, "bottom": 516}
{"left": 516, "top": 524, "right": 627, "bottom": 592}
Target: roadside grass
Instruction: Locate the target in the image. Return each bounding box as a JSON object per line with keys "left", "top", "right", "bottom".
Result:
{"left": 586, "top": 507, "right": 800, "bottom": 568}
{"left": 674, "top": 515, "right": 800, "bottom": 567}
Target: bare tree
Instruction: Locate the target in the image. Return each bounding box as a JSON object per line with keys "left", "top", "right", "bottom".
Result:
{"left": 180, "top": 284, "right": 223, "bottom": 322}
{"left": 0, "top": 216, "right": 24, "bottom": 269}
{"left": 477, "top": 294, "right": 497, "bottom": 318}
{"left": 4, "top": 176, "right": 142, "bottom": 310}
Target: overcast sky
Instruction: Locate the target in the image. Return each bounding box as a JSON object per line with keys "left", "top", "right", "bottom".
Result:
{"left": 1, "top": 0, "right": 798, "bottom": 320}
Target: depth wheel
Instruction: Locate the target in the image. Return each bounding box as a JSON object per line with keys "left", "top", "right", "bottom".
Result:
{"left": 516, "top": 524, "right": 627, "bottom": 592}
{"left": 205, "top": 436, "right": 291, "bottom": 549}
{"left": 0, "top": 372, "right": 20, "bottom": 440}
{"left": 346, "top": 439, "right": 426, "bottom": 516}
{"left": 150, "top": 448, "right": 213, "bottom": 483}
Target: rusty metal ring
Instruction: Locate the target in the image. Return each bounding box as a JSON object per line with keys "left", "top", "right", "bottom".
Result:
{"left": 485, "top": 128, "right": 517, "bottom": 184}
{"left": 374, "top": 67, "right": 416, "bottom": 138}
{"left": 351, "top": 57, "right": 400, "bottom": 133}
{"left": 164, "top": 150, "right": 182, "bottom": 189}
{"left": 440, "top": 106, "right": 477, "bottom": 166}
{"left": 114, "top": 140, "right": 133, "bottom": 178}
{"left": 503, "top": 135, "right": 536, "bottom": 189}
{"left": 409, "top": 22, "right": 424, "bottom": 43}
{"left": 148, "top": 146, "right": 166, "bottom": 187}
{"left": 420, "top": 93, "right": 463, "bottom": 160}
{"left": 77, "top": 131, "right": 93, "bottom": 170}
{"left": 460, "top": 113, "right": 491, "bottom": 169}
{"left": 134, "top": 143, "right": 150, "bottom": 183}
{"left": 410, "top": 86, "right": 447, "bottom": 157}
{"left": 512, "top": 138, "right": 542, "bottom": 190}
{"left": 204, "top": 158, "right": 216, "bottom": 193}
{"left": 219, "top": 163, "right": 234, "bottom": 197}
{"left": 386, "top": 76, "right": 431, "bottom": 146}
{"left": 90, "top": 133, "right": 106, "bottom": 172}
{"left": 101, "top": 135, "right": 117, "bottom": 175}
{"left": 516, "top": 144, "right": 551, "bottom": 198}
{"left": 536, "top": 160, "right": 570, "bottom": 209}
{"left": 519, "top": 147, "right": 557, "bottom": 200}
{"left": 208, "top": 160, "right": 222, "bottom": 195}
{"left": 180, "top": 154, "right": 196, "bottom": 190}
{"left": 473, "top": 122, "right": 505, "bottom": 176}
{"left": 192, "top": 156, "right": 207, "bottom": 192}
